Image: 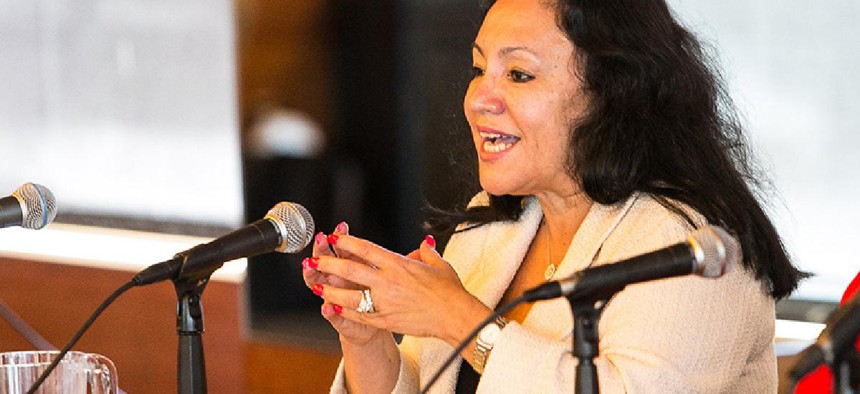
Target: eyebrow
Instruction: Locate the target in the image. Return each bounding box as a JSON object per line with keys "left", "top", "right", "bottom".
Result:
{"left": 472, "top": 43, "right": 534, "bottom": 58}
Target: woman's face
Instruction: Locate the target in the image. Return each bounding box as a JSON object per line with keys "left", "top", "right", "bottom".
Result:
{"left": 464, "top": 0, "right": 589, "bottom": 197}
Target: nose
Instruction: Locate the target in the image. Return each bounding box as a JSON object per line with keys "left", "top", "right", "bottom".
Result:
{"left": 465, "top": 78, "right": 505, "bottom": 115}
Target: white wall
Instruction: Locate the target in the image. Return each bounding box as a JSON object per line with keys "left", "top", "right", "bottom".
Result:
{"left": 670, "top": 0, "right": 860, "bottom": 300}
{"left": 0, "top": 0, "right": 243, "bottom": 228}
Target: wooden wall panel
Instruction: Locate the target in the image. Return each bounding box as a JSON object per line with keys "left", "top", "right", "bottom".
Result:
{"left": 236, "top": 0, "right": 334, "bottom": 134}
{"left": 0, "top": 258, "right": 243, "bottom": 393}
{"left": 244, "top": 341, "right": 341, "bottom": 394}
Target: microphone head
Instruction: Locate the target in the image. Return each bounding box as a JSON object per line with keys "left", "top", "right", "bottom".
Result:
{"left": 265, "top": 202, "right": 315, "bottom": 253}
{"left": 12, "top": 183, "right": 57, "bottom": 230}
{"left": 688, "top": 225, "right": 738, "bottom": 278}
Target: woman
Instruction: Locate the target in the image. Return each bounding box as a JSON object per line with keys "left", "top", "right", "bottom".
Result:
{"left": 301, "top": 0, "right": 807, "bottom": 392}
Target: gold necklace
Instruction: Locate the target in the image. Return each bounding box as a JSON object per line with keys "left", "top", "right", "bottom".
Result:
{"left": 543, "top": 221, "right": 557, "bottom": 281}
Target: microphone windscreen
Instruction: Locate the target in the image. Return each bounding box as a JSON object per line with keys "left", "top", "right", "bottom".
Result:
{"left": 12, "top": 183, "right": 57, "bottom": 230}
{"left": 689, "top": 225, "right": 738, "bottom": 278}
{"left": 266, "top": 202, "right": 314, "bottom": 253}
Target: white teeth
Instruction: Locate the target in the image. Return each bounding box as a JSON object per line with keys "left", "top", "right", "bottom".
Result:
{"left": 478, "top": 130, "right": 519, "bottom": 154}
{"left": 480, "top": 132, "right": 504, "bottom": 139}
{"left": 483, "top": 140, "right": 514, "bottom": 153}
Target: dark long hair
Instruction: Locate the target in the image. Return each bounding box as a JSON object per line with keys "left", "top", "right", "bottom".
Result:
{"left": 431, "top": 0, "right": 807, "bottom": 299}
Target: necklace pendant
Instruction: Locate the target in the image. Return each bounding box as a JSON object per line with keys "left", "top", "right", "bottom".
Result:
{"left": 544, "top": 263, "right": 557, "bottom": 281}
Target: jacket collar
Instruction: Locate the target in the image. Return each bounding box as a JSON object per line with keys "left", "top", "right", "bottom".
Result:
{"left": 464, "top": 193, "right": 640, "bottom": 310}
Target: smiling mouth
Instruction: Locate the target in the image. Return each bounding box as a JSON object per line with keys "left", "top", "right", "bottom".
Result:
{"left": 480, "top": 131, "right": 521, "bottom": 153}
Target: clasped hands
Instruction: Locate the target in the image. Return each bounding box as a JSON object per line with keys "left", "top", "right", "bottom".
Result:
{"left": 301, "top": 222, "right": 492, "bottom": 347}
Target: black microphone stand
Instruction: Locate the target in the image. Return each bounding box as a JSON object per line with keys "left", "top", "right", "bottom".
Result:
{"left": 173, "top": 276, "right": 210, "bottom": 394}
{"left": 833, "top": 349, "right": 860, "bottom": 394}
{"left": 566, "top": 297, "right": 609, "bottom": 394}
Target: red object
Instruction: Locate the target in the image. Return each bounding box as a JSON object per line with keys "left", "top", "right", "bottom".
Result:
{"left": 794, "top": 271, "right": 860, "bottom": 393}
{"left": 313, "top": 283, "right": 324, "bottom": 296}
{"left": 425, "top": 234, "right": 436, "bottom": 248}
{"left": 327, "top": 233, "right": 339, "bottom": 246}
{"left": 301, "top": 257, "right": 320, "bottom": 270}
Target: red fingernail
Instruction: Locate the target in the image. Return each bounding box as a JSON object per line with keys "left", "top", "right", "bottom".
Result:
{"left": 315, "top": 232, "right": 326, "bottom": 245}
{"left": 333, "top": 304, "right": 343, "bottom": 314}
{"left": 425, "top": 234, "right": 436, "bottom": 248}
{"left": 327, "top": 234, "right": 339, "bottom": 245}
{"left": 307, "top": 257, "right": 319, "bottom": 269}
{"left": 312, "top": 283, "right": 324, "bottom": 296}
{"left": 336, "top": 221, "right": 348, "bottom": 233}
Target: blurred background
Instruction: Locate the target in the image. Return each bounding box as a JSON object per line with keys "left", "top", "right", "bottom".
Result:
{"left": 0, "top": 0, "right": 857, "bottom": 392}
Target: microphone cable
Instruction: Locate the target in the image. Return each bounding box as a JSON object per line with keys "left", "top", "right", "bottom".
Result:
{"left": 420, "top": 295, "right": 526, "bottom": 394}
{"left": 26, "top": 280, "right": 135, "bottom": 394}
{"left": 24, "top": 201, "right": 312, "bottom": 392}
{"left": 421, "top": 225, "right": 734, "bottom": 392}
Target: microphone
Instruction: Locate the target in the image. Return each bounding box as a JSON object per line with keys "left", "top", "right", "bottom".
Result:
{"left": 0, "top": 183, "right": 57, "bottom": 230}
{"left": 788, "top": 292, "right": 860, "bottom": 380}
{"left": 523, "top": 225, "right": 737, "bottom": 302}
{"left": 133, "top": 202, "right": 315, "bottom": 285}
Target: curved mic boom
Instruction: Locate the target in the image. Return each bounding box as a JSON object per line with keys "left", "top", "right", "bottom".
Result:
{"left": 133, "top": 201, "right": 315, "bottom": 285}
{"left": 523, "top": 225, "right": 738, "bottom": 302}
{"left": 788, "top": 292, "right": 860, "bottom": 381}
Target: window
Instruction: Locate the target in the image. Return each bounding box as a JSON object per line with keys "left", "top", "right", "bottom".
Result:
{"left": 0, "top": 0, "right": 242, "bottom": 232}
{"left": 671, "top": 0, "right": 860, "bottom": 301}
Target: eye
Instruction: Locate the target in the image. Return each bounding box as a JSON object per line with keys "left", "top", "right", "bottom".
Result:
{"left": 471, "top": 65, "right": 485, "bottom": 79}
{"left": 509, "top": 69, "right": 535, "bottom": 83}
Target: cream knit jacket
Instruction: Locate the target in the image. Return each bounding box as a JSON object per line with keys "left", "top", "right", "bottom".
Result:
{"left": 331, "top": 193, "right": 777, "bottom": 393}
